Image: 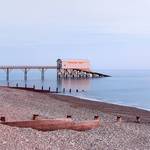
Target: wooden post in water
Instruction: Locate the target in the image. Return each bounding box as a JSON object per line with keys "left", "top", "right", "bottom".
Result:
{"left": 16, "top": 83, "right": 18, "bottom": 88}
{"left": 69, "top": 89, "right": 72, "bottom": 93}
{"left": 25, "top": 83, "right": 27, "bottom": 88}
{"left": 56, "top": 87, "right": 58, "bottom": 93}
{"left": 33, "top": 85, "right": 35, "bottom": 89}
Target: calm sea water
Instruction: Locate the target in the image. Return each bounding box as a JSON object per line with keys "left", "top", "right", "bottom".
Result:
{"left": 0, "top": 69, "right": 150, "bottom": 110}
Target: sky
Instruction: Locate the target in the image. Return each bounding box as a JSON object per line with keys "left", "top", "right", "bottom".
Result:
{"left": 0, "top": 0, "right": 150, "bottom": 69}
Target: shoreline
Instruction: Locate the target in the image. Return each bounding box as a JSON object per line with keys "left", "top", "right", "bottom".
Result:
{"left": 50, "top": 93, "right": 150, "bottom": 124}
{"left": 58, "top": 93, "right": 150, "bottom": 112}
{"left": 57, "top": 93, "right": 150, "bottom": 111}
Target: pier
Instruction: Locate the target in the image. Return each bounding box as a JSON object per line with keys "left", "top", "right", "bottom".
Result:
{"left": 0, "top": 59, "right": 110, "bottom": 81}
{"left": 0, "top": 66, "right": 57, "bottom": 81}
{"left": 57, "top": 59, "right": 110, "bottom": 78}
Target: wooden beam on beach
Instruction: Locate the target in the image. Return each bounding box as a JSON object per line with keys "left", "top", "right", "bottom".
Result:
{"left": 0, "top": 117, "right": 100, "bottom": 132}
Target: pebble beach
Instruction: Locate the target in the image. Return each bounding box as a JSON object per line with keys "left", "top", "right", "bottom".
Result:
{"left": 0, "top": 87, "right": 150, "bottom": 150}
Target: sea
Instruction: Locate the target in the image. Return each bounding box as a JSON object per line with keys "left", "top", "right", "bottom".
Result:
{"left": 0, "top": 69, "right": 150, "bottom": 111}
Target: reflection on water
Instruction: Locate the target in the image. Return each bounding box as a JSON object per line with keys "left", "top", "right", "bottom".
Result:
{"left": 57, "top": 78, "right": 90, "bottom": 91}
{"left": 0, "top": 70, "right": 91, "bottom": 92}
{"left": 1, "top": 70, "right": 150, "bottom": 110}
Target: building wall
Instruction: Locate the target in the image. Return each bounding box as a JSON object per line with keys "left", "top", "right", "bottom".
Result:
{"left": 58, "top": 59, "right": 91, "bottom": 71}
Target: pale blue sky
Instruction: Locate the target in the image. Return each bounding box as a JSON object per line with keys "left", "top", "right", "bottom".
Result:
{"left": 0, "top": 0, "right": 150, "bottom": 69}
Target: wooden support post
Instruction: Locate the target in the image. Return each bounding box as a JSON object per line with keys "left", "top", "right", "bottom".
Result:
{"left": 33, "top": 85, "right": 35, "bottom": 89}
{"left": 25, "top": 83, "right": 27, "bottom": 88}
{"left": 6, "top": 68, "right": 9, "bottom": 81}
{"left": 56, "top": 87, "right": 58, "bottom": 93}
{"left": 69, "top": 89, "right": 71, "bottom": 93}
{"left": 16, "top": 83, "right": 18, "bottom": 88}
{"left": 41, "top": 68, "right": 45, "bottom": 81}
{"left": 24, "top": 68, "right": 28, "bottom": 81}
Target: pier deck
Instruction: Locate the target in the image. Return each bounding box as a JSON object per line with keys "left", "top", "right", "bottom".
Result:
{"left": 0, "top": 66, "right": 57, "bottom": 70}
{"left": 0, "top": 66, "right": 57, "bottom": 81}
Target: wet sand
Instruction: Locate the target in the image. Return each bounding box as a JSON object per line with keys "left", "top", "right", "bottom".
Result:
{"left": 0, "top": 87, "right": 150, "bottom": 150}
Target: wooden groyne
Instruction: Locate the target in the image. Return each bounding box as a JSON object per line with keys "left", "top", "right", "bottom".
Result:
{"left": 9, "top": 86, "right": 59, "bottom": 94}
{"left": 0, "top": 115, "right": 100, "bottom": 132}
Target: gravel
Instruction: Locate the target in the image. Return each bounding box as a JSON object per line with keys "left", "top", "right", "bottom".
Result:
{"left": 0, "top": 87, "right": 150, "bottom": 150}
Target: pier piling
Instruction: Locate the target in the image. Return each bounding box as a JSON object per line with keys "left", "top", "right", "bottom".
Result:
{"left": 24, "top": 68, "right": 28, "bottom": 81}
{"left": 16, "top": 83, "right": 18, "bottom": 88}
{"left": 25, "top": 84, "right": 27, "bottom": 88}
{"left": 69, "top": 89, "right": 72, "bottom": 93}
{"left": 41, "top": 68, "right": 45, "bottom": 81}
{"left": 33, "top": 85, "right": 35, "bottom": 89}
{"left": 49, "top": 87, "right": 51, "bottom": 92}
{"left": 6, "top": 68, "right": 9, "bottom": 81}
